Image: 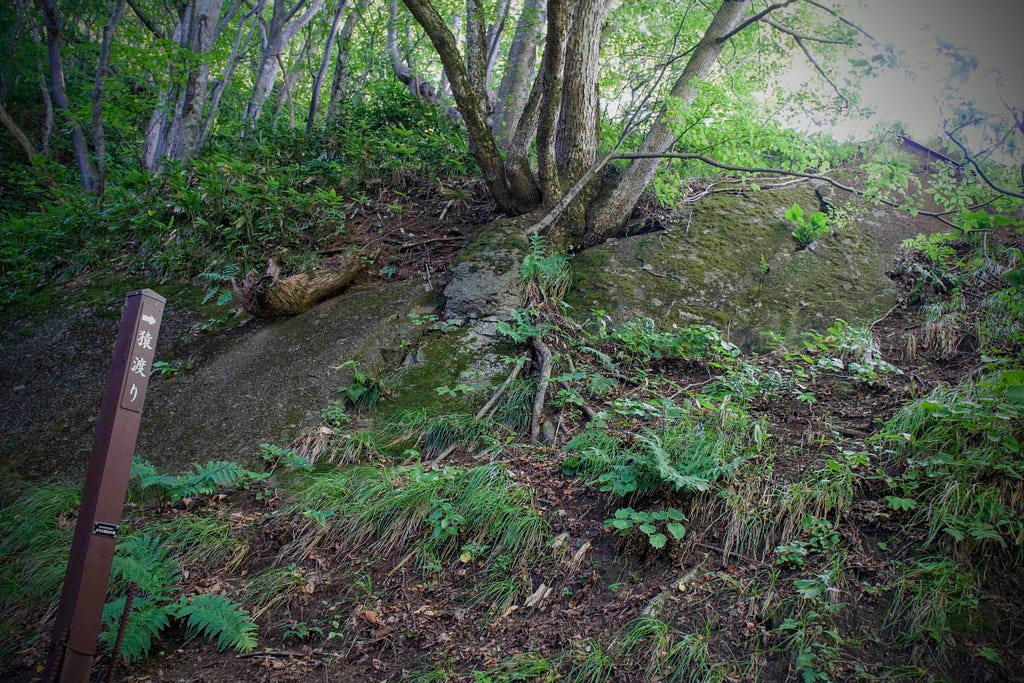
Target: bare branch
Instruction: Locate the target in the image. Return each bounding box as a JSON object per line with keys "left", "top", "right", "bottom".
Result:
{"left": 790, "top": 33, "right": 848, "bottom": 109}
{"left": 720, "top": 0, "right": 797, "bottom": 42}
{"left": 763, "top": 17, "right": 848, "bottom": 45}
{"left": 613, "top": 152, "right": 966, "bottom": 229}
{"left": 801, "top": 0, "right": 879, "bottom": 44}
{"left": 945, "top": 131, "right": 1024, "bottom": 199}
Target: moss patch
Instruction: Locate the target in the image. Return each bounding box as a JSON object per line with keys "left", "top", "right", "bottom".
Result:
{"left": 568, "top": 186, "right": 926, "bottom": 348}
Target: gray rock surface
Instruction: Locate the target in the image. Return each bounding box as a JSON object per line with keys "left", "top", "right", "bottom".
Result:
{"left": 1, "top": 279, "right": 438, "bottom": 478}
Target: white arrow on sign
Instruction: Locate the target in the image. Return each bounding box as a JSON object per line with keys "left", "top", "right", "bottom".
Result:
{"left": 141, "top": 314, "right": 156, "bottom": 325}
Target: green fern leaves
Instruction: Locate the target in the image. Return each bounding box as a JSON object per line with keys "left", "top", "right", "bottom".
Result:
{"left": 131, "top": 458, "right": 266, "bottom": 504}
{"left": 110, "top": 535, "right": 179, "bottom": 596}
{"left": 176, "top": 594, "right": 258, "bottom": 653}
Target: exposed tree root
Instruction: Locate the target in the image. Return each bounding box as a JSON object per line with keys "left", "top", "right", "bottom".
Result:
{"left": 530, "top": 336, "right": 553, "bottom": 444}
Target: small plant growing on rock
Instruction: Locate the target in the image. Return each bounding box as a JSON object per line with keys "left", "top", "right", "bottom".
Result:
{"left": 786, "top": 203, "right": 830, "bottom": 248}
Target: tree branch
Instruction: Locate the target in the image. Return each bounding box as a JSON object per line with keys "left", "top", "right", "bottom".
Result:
{"left": 763, "top": 17, "right": 848, "bottom": 45}
{"left": 126, "top": 0, "right": 164, "bottom": 38}
{"left": 945, "top": 131, "right": 1024, "bottom": 199}
{"left": 613, "top": 151, "right": 966, "bottom": 229}
{"left": 801, "top": 0, "right": 879, "bottom": 44}
{"left": 720, "top": 0, "right": 797, "bottom": 42}
{"left": 790, "top": 33, "right": 848, "bottom": 109}
{"left": 0, "top": 102, "right": 37, "bottom": 159}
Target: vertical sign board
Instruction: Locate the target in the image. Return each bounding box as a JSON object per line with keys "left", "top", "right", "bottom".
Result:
{"left": 43, "top": 289, "right": 165, "bottom": 683}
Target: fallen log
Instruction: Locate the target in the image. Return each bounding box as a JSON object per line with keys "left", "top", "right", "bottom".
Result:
{"left": 232, "top": 250, "right": 375, "bottom": 317}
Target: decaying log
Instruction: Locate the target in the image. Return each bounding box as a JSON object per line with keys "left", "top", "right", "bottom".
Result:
{"left": 232, "top": 250, "right": 374, "bottom": 317}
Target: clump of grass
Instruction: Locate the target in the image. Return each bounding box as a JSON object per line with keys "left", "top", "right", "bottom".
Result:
{"left": 493, "top": 377, "right": 535, "bottom": 430}
{"left": 293, "top": 464, "right": 547, "bottom": 571}
{"left": 885, "top": 558, "right": 978, "bottom": 647}
{"left": 422, "top": 413, "right": 497, "bottom": 457}
{"left": 880, "top": 370, "right": 1024, "bottom": 554}
{"left": 0, "top": 482, "right": 79, "bottom": 646}
{"left": 154, "top": 513, "right": 249, "bottom": 570}
{"left": 241, "top": 564, "right": 307, "bottom": 620}
{"left": 568, "top": 399, "right": 764, "bottom": 497}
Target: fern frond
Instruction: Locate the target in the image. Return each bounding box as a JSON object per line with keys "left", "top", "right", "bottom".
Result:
{"left": 168, "top": 461, "right": 265, "bottom": 503}
{"left": 111, "top": 535, "right": 180, "bottom": 598}
{"left": 175, "top": 593, "right": 257, "bottom": 652}
{"left": 100, "top": 596, "right": 171, "bottom": 663}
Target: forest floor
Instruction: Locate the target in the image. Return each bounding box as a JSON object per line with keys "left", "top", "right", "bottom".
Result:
{"left": 1, "top": 187, "right": 1022, "bottom": 683}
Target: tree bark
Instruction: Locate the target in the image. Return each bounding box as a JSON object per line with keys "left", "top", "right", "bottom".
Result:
{"left": 587, "top": 0, "right": 750, "bottom": 241}
{"left": 40, "top": 0, "right": 94, "bottom": 191}
{"left": 402, "top": 0, "right": 529, "bottom": 215}
{"left": 555, "top": 0, "right": 604, "bottom": 181}
{"left": 232, "top": 251, "right": 373, "bottom": 317}
{"left": 535, "top": 0, "right": 567, "bottom": 201}
{"left": 491, "top": 0, "right": 544, "bottom": 150}
{"left": 90, "top": 0, "right": 128, "bottom": 198}
{"left": 307, "top": 0, "right": 348, "bottom": 130}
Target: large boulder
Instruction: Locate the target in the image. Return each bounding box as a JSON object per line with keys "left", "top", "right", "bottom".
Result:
{"left": 568, "top": 185, "right": 936, "bottom": 348}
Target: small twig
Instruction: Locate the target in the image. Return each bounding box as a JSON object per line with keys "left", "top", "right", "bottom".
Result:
{"left": 475, "top": 357, "right": 525, "bottom": 420}
{"left": 396, "top": 235, "right": 467, "bottom": 251}
{"left": 427, "top": 442, "right": 459, "bottom": 468}
{"left": 868, "top": 303, "right": 901, "bottom": 330}
{"left": 530, "top": 337, "right": 553, "bottom": 444}
{"left": 235, "top": 650, "right": 313, "bottom": 660}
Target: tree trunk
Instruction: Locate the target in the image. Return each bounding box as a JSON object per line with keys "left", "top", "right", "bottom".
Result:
{"left": 491, "top": 0, "right": 544, "bottom": 151}
{"left": 272, "top": 38, "right": 309, "bottom": 124}
{"left": 326, "top": 0, "right": 367, "bottom": 118}
{"left": 41, "top": 0, "right": 94, "bottom": 191}
{"left": 200, "top": 2, "right": 263, "bottom": 148}
{"left": 402, "top": 0, "right": 530, "bottom": 215}
{"left": 232, "top": 251, "right": 373, "bottom": 317}
{"left": 0, "top": 103, "right": 37, "bottom": 159}
{"left": 90, "top": 0, "right": 128, "bottom": 198}
{"left": 244, "top": 0, "right": 326, "bottom": 127}
{"left": 587, "top": 0, "right": 750, "bottom": 242}
{"left": 555, "top": 0, "right": 604, "bottom": 181}
{"left": 535, "top": 0, "right": 567, "bottom": 201}
{"left": 307, "top": 0, "right": 347, "bottom": 130}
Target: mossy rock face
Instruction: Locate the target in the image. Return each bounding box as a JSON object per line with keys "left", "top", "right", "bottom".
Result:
{"left": 568, "top": 186, "right": 936, "bottom": 348}
{"left": 443, "top": 218, "right": 531, "bottom": 320}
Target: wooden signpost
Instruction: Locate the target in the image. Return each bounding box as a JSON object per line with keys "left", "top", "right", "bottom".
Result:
{"left": 43, "top": 289, "right": 165, "bottom": 683}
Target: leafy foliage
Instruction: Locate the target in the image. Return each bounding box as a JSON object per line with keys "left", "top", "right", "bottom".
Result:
{"left": 131, "top": 458, "right": 266, "bottom": 504}
{"left": 880, "top": 370, "right": 1024, "bottom": 551}
{"left": 786, "top": 204, "right": 830, "bottom": 248}
{"left": 175, "top": 593, "right": 258, "bottom": 653}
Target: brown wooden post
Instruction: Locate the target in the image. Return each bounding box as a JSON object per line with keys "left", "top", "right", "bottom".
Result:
{"left": 42, "top": 289, "right": 165, "bottom": 683}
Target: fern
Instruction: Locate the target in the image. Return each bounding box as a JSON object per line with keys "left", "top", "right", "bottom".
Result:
{"left": 100, "top": 596, "right": 171, "bottom": 663}
{"left": 175, "top": 594, "right": 257, "bottom": 652}
{"left": 110, "top": 535, "right": 180, "bottom": 597}
{"left": 520, "top": 233, "right": 571, "bottom": 301}
{"left": 132, "top": 459, "right": 265, "bottom": 503}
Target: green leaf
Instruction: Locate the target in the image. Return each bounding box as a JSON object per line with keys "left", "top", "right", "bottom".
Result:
{"left": 884, "top": 496, "right": 917, "bottom": 511}
{"left": 647, "top": 533, "right": 668, "bottom": 549}
{"left": 666, "top": 522, "right": 686, "bottom": 539}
